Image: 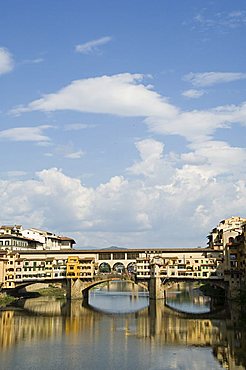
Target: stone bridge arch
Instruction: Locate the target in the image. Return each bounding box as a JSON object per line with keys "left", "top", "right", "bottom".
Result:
{"left": 67, "top": 277, "right": 137, "bottom": 300}
{"left": 2, "top": 278, "right": 66, "bottom": 295}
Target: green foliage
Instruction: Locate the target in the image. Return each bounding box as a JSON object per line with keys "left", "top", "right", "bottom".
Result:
{"left": 0, "top": 293, "right": 16, "bottom": 308}
{"left": 36, "top": 286, "right": 66, "bottom": 298}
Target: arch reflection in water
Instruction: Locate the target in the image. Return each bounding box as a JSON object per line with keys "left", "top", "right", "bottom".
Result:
{"left": 88, "top": 281, "right": 149, "bottom": 313}
{"left": 165, "top": 282, "right": 212, "bottom": 313}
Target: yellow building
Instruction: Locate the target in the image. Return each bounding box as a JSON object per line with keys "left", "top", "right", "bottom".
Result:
{"left": 66, "top": 256, "right": 95, "bottom": 280}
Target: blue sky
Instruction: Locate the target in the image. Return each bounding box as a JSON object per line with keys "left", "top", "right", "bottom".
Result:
{"left": 1, "top": 0, "right": 246, "bottom": 248}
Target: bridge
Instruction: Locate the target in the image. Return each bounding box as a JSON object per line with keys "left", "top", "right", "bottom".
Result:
{"left": 0, "top": 247, "right": 225, "bottom": 299}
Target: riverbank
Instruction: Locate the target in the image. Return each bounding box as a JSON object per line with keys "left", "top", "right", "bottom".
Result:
{"left": 35, "top": 285, "right": 66, "bottom": 298}
{"left": 0, "top": 285, "right": 66, "bottom": 308}
{"left": 0, "top": 293, "right": 16, "bottom": 308}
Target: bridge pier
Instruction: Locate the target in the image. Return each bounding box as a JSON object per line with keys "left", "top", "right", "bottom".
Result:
{"left": 66, "top": 278, "right": 89, "bottom": 300}
{"left": 149, "top": 263, "right": 165, "bottom": 300}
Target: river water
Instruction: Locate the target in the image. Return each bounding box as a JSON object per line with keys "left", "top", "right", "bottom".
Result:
{"left": 0, "top": 281, "right": 245, "bottom": 370}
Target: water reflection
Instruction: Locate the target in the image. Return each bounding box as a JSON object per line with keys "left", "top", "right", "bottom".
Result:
{"left": 0, "top": 282, "right": 245, "bottom": 370}
{"left": 88, "top": 281, "right": 149, "bottom": 313}
{"left": 166, "top": 283, "right": 211, "bottom": 313}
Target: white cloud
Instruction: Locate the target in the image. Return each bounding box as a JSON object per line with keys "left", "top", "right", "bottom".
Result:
{"left": 0, "top": 125, "right": 51, "bottom": 142}
{"left": 184, "top": 72, "right": 246, "bottom": 87}
{"left": 4, "top": 171, "right": 27, "bottom": 178}
{"left": 181, "top": 140, "right": 246, "bottom": 178}
{"left": 128, "top": 139, "right": 172, "bottom": 181}
{"left": 10, "top": 73, "right": 246, "bottom": 144}
{"left": 51, "top": 142, "right": 85, "bottom": 159}
{"left": 193, "top": 10, "right": 246, "bottom": 30}
{"left": 182, "top": 89, "right": 205, "bottom": 98}
{"left": 64, "top": 123, "right": 96, "bottom": 131}
{"left": 65, "top": 150, "right": 84, "bottom": 159}
{"left": 75, "top": 36, "right": 112, "bottom": 54}
{"left": 146, "top": 101, "right": 246, "bottom": 142}
{"left": 22, "top": 58, "right": 44, "bottom": 64}
{"left": 0, "top": 47, "right": 14, "bottom": 75}
{"left": 0, "top": 144, "right": 245, "bottom": 248}
{"left": 11, "top": 73, "right": 178, "bottom": 119}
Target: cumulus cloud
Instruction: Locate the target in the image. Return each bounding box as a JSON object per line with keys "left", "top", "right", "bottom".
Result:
{"left": 1, "top": 135, "right": 245, "bottom": 248}
{"left": 0, "top": 125, "right": 51, "bottom": 142}
{"left": 184, "top": 72, "right": 246, "bottom": 87}
{"left": 181, "top": 140, "right": 246, "bottom": 178}
{"left": 0, "top": 47, "right": 14, "bottom": 75}
{"left": 128, "top": 139, "right": 173, "bottom": 181}
{"left": 182, "top": 89, "right": 205, "bottom": 98}
{"left": 75, "top": 36, "right": 112, "bottom": 54}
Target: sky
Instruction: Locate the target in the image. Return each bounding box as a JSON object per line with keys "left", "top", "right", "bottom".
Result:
{"left": 0, "top": 0, "right": 246, "bottom": 248}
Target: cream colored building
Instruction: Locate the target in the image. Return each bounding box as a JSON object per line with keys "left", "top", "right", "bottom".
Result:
{"left": 136, "top": 249, "right": 223, "bottom": 280}
{"left": 207, "top": 216, "right": 246, "bottom": 250}
{"left": 207, "top": 216, "right": 246, "bottom": 295}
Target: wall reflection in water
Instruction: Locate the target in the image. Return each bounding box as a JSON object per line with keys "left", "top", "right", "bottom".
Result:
{"left": 0, "top": 285, "right": 245, "bottom": 370}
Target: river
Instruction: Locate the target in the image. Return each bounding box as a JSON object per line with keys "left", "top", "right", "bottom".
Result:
{"left": 0, "top": 281, "right": 245, "bottom": 370}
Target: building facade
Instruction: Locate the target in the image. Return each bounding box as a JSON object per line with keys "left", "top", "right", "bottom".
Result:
{"left": 0, "top": 225, "right": 75, "bottom": 251}
{"left": 207, "top": 217, "right": 246, "bottom": 295}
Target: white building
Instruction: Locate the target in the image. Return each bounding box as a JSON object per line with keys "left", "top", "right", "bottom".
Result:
{"left": 0, "top": 225, "right": 75, "bottom": 251}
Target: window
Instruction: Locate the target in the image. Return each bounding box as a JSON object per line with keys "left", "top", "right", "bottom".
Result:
{"left": 113, "top": 252, "right": 125, "bottom": 260}
{"left": 127, "top": 252, "right": 139, "bottom": 259}
{"left": 99, "top": 253, "right": 111, "bottom": 260}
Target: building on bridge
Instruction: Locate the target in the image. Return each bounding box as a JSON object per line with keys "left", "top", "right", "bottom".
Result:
{"left": 66, "top": 256, "right": 95, "bottom": 280}
{"left": 0, "top": 251, "right": 68, "bottom": 288}
{"left": 0, "top": 251, "right": 97, "bottom": 289}
{"left": 0, "top": 247, "right": 224, "bottom": 291}
{"left": 136, "top": 249, "right": 223, "bottom": 281}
